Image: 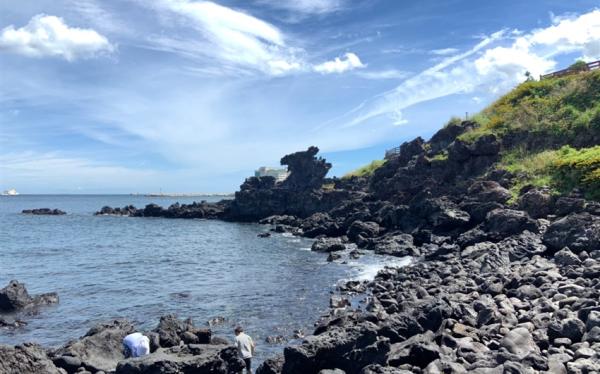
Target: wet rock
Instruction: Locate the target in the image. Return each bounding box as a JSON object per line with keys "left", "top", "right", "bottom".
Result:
{"left": 327, "top": 253, "right": 342, "bottom": 262}
{"left": 0, "top": 317, "right": 27, "bottom": 329}
{"left": 22, "top": 208, "right": 66, "bottom": 215}
{"left": 257, "top": 355, "right": 284, "bottom": 374}
{"left": 0, "top": 280, "right": 59, "bottom": 313}
{"left": 53, "top": 319, "right": 135, "bottom": 372}
{"left": 115, "top": 345, "right": 245, "bottom": 374}
{"left": 154, "top": 315, "right": 211, "bottom": 347}
{"left": 330, "top": 296, "right": 351, "bottom": 309}
{"left": 312, "top": 238, "right": 346, "bottom": 252}
{"left": 258, "top": 232, "right": 272, "bottom": 238}
{"left": 0, "top": 343, "right": 64, "bottom": 374}
{"left": 207, "top": 316, "right": 226, "bottom": 327}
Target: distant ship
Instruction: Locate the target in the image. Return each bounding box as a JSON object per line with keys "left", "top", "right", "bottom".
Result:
{"left": 2, "top": 188, "right": 19, "bottom": 196}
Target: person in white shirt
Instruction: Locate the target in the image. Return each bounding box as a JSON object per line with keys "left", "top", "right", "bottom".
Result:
{"left": 122, "top": 332, "right": 150, "bottom": 358}
{"left": 234, "top": 326, "right": 256, "bottom": 373}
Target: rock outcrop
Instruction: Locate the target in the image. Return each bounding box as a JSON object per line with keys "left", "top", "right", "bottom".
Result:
{"left": 0, "top": 280, "right": 58, "bottom": 313}
{"left": 22, "top": 208, "right": 66, "bottom": 215}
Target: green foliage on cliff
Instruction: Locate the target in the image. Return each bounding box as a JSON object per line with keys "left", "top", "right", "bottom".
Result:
{"left": 551, "top": 145, "right": 600, "bottom": 199}
{"left": 459, "top": 69, "right": 600, "bottom": 143}
{"left": 500, "top": 145, "right": 600, "bottom": 200}
{"left": 344, "top": 159, "right": 386, "bottom": 178}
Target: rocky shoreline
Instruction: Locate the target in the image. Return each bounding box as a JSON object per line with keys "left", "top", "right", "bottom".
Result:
{"left": 4, "top": 119, "right": 600, "bottom": 372}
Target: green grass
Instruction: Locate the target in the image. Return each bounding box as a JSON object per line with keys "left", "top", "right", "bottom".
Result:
{"left": 498, "top": 145, "right": 600, "bottom": 200}
{"left": 458, "top": 69, "right": 600, "bottom": 143}
{"left": 344, "top": 159, "right": 386, "bottom": 178}
{"left": 551, "top": 145, "right": 600, "bottom": 199}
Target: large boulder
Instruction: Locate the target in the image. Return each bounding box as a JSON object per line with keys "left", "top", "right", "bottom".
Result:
{"left": 0, "top": 280, "right": 58, "bottom": 313}
{"left": 0, "top": 343, "right": 65, "bottom": 374}
{"left": 53, "top": 319, "right": 135, "bottom": 373}
{"left": 467, "top": 180, "right": 511, "bottom": 204}
{"left": 370, "top": 234, "right": 419, "bottom": 257}
{"left": 312, "top": 238, "right": 346, "bottom": 253}
{"left": 115, "top": 344, "right": 245, "bottom": 374}
{"left": 483, "top": 209, "right": 538, "bottom": 240}
{"left": 518, "top": 187, "right": 554, "bottom": 218}
{"left": 347, "top": 221, "right": 381, "bottom": 245}
{"left": 543, "top": 213, "right": 600, "bottom": 253}
{"left": 154, "top": 315, "right": 211, "bottom": 348}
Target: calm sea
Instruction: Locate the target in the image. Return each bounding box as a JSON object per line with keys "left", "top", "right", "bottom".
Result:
{"left": 0, "top": 194, "right": 408, "bottom": 365}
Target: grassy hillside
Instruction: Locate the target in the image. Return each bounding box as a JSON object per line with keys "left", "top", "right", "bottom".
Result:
{"left": 344, "top": 159, "right": 386, "bottom": 178}
{"left": 459, "top": 69, "right": 600, "bottom": 144}
{"left": 354, "top": 68, "right": 600, "bottom": 200}
{"left": 463, "top": 69, "right": 600, "bottom": 200}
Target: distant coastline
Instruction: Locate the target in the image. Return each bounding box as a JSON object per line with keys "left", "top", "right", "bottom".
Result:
{"left": 131, "top": 192, "right": 235, "bottom": 198}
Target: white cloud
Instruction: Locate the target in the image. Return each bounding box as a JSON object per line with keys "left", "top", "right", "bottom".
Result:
{"left": 430, "top": 47, "right": 459, "bottom": 56}
{"left": 257, "top": 0, "right": 344, "bottom": 15}
{"left": 146, "top": 0, "right": 303, "bottom": 75}
{"left": 335, "top": 10, "right": 600, "bottom": 128}
{"left": 0, "top": 14, "right": 114, "bottom": 61}
{"left": 356, "top": 69, "right": 410, "bottom": 80}
{"left": 314, "top": 52, "right": 365, "bottom": 74}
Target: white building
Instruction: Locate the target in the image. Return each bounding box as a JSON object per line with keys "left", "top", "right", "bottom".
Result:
{"left": 255, "top": 167, "right": 289, "bottom": 182}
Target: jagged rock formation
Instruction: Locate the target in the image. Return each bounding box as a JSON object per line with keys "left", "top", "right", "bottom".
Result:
{"left": 0, "top": 280, "right": 58, "bottom": 313}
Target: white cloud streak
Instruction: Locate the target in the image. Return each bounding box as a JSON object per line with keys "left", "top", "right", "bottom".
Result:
{"left": 0, "top": 14, "right": 114, "bottom": 61}
{"left": 336, "top": 10, "right": 600, "bottom": 128}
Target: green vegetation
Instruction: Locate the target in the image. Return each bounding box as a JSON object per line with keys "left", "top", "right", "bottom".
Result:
{"left": 458, "top": 69, "right": 600, "bottom": 143}
{"left": 430, "top": 151, "right": 448, "bottom": 162}
{"left": 344, "top": 159, "right": 386, "bottom": 178}
{"left": 552, "top": 145, "right": 600, "bottom": 200}
{"left": 499, "top": 145, "right": 600, "bottom": 200}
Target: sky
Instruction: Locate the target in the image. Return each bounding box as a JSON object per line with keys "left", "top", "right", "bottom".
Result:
{"left": 1, "top": 0, "right": 599, "bottom": 194}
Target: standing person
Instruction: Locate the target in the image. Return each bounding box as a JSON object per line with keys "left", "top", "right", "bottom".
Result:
{"left": 234, "top": 326, "right": 256, "bottom": 373}
{"left": 122, "top": 332, "right": 151, "bottom": 358}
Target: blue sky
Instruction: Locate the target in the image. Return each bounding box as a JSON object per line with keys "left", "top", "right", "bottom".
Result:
{"left": 1, "top": 0, "right": 599, "bottom": 193}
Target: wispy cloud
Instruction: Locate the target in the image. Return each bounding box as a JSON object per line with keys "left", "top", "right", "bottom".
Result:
{"left": 356, "top": 69, "right": 410, "bottom": 80}
{"left": 430, "top": 47, "right": 459, "bottom": 55}
{"left": 314, "top": 52, "right": 365, "bottom": 74}
{"left": 141, "top": 0, "right": 303, "bottom": 76}
{"left": 334, "top": 10, "right": 600, "bottom": 128}
{"left": 0, "top": 14, "right": 114, "bottom": 61}
{"left": 256, "top": 0, "right": 344, "bottom": 15}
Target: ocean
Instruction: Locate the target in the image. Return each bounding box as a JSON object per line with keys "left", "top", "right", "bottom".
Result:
{"left": 0, "top": 194, "right": 409, "bottom": 366}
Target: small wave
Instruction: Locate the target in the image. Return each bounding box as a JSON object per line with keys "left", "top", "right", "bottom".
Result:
{"left": 353, "top": 256, "right": 411, "bottom": 281}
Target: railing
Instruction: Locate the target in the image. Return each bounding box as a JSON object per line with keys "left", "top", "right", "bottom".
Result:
{"left": 384, "top": 146, "right": 401, "bottom": 159}
{"left": 540, "top": 60, "right": 600, "bottom": 80}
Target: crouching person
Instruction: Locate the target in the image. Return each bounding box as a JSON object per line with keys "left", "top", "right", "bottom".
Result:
{"left": 123, "top": 332, "right": 150, "bottom": 358}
